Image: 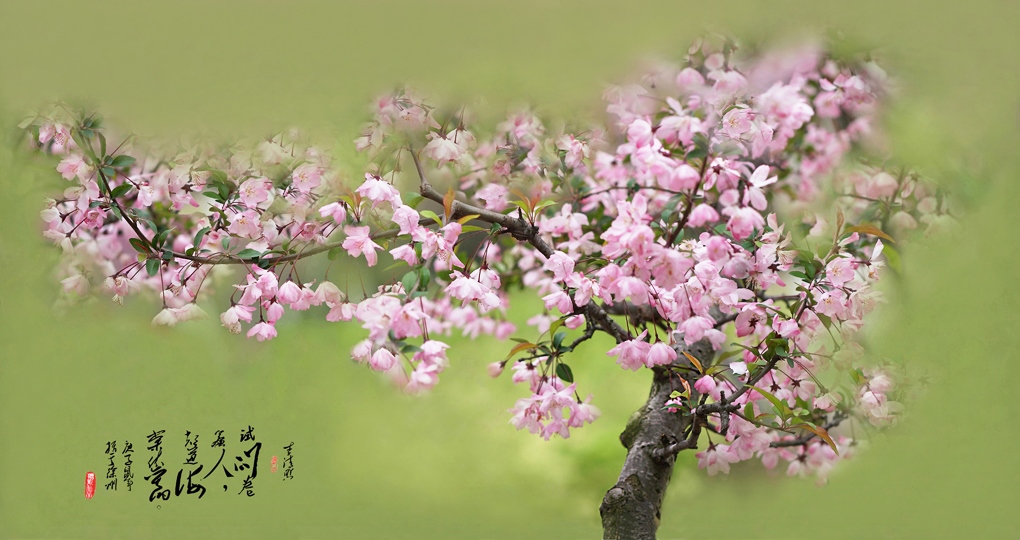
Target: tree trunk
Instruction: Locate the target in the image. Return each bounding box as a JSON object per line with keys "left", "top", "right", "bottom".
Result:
{"left": 600, "top": 338, "right": 714, "bottom": 540}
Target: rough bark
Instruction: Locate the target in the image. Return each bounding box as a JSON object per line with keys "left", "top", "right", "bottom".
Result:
{"left": 600, "top": 338, "right": 714, "bottom": 540}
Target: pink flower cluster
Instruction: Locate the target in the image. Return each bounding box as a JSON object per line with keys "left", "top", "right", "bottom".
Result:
{"left": 508, "top": 360, "right": 600, "bottom": 440}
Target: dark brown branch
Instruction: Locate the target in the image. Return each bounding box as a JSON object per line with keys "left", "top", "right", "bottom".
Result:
{"left": 600, "top": 337, "right": 715, "bottom": 540}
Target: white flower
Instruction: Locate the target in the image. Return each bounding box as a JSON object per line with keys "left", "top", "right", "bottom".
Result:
{"left": 423, "top": 133, "right": 466, "bottom": 166}
{"left": 151, "top": 308, "right": 179, "bottom": 327}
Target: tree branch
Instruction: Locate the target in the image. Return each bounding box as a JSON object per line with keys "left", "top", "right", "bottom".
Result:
{"left": 600, "top": 337, "right": 715, "bottom": 540}
{"left": 410, "top": 147, "right": 633, "bottom": 344}
{"left": 770, "top": 412, "right": 849, "bottom": 448}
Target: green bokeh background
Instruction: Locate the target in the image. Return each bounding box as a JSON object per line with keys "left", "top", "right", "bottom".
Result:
{"left": 1, "top": 1, "right": 1018, "bottom": 538}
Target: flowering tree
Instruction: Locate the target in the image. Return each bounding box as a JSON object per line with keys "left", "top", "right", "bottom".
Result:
{"left": 25, "top": 37, "right": 952, "bottom": 539}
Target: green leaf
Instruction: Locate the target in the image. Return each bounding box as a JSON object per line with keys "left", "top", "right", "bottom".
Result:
{"left": 419, "top": 210, "right": 442, "bottom": 225}
{"left": 555, "top": 363, "right": 574, "bottom": 383}
{"left": 109, "top": 183, "right": 132, "bottom": 198}
{"left": 161, "top": 250, "right": 174, "bottom": 261}
{"left": 402, "top": 192, "right": 424, "bottom": 208}
{"left": 154, "top": 229, "right": 170, "bottom": 249}
{"left": 401, "top": 343, "right": 423, "bottom": 355}
{"left": 109, "top": 155, "right": 136, "bottom": 168}
{"left": 548, "top": 318, "right": 565, "bottom": 340}
{"left": 749, "top": 386, "right": 791, "bottom": 419}
{"left": 129, "top": 238, "right": 150, "bottom": 254}
{"left": 418, "top": 268, "right": 431, "bottom": 290}
{"left": 98, "top": 132, "right": 107, "bottom": 158}
{"left": 327, "top": 247, "right": 342, "bottom": 261}
{"left": 145, "top": 258, "right": 160, "bottom": 276}
{"left": 552, "top": 331, "right": 567, "bottom": 351}
{"left": 193, "top": 227, "right": 211, "bottom": 248}
{"left": 235, "top": 249, "right": 262, "bottom": 260}
{"left": 401, "top": 271, "right": 418, "bottom": 293}
{"left": 100, "top": 167, "right": 115, "bottom": 177}
{"left": 787, "top": 270, "right": 810, "bottom": 280}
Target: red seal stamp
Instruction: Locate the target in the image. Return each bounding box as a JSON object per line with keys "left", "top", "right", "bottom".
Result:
{"left": 85, "top": 471, "right": 96, "bottom": 499}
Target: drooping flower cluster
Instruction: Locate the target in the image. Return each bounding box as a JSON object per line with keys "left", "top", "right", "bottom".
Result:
{"left": 25, "top": 36, "right": 949, "bottom": 483}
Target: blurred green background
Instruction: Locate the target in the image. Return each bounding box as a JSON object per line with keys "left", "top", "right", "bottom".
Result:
{"left": 1, "top": 1, "right": 1018, "bottom": 538}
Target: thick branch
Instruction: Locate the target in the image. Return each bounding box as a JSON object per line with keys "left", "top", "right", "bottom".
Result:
{"left": 600, "top": 338, "right": 715, "bottom": 540}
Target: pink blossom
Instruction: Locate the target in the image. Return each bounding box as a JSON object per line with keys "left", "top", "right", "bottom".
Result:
{"left": 291, "top": 163, "right": 323, "bottom": 193}
{"left": 447, "top": 271, "right": 487, "bottom": 301}
{"left": 277, "top": 281, "right": 302, "bottom": 305}
{"left": 351, "top": 339, "right": 373, "bottom": 363}
{"left": 688, "top": 204, "right": 720, "bottom": 227}
{"left": 389, "top": 244, "right": 418, "bottom": 265}
{"left": 369, "top": 348, "right": 397, "bottom": 371}
{"left": 239, "top": 178, "right": 272, "bottom": 208}
{"left": 825, "top": 257, "right": 856, "bottom": 288}
{"left": 722, "top": 107, "right": 753, "bottom": 138}
{"left": 475, "top": 183, "right": 509, "bottom": 211}
{"left": 57, "top": 154, "right": 89, "bottom": 181}
{"left": 772, "top": 317, "right": 801, "bottom": 338}
{"left": 488, "top": 362, "right": 505, "bottom": 378}
{"left": 675, "top": 67, "right": 705, "bottom": 88}
{"left": 246, "top": 322, "right": 278, "bottom": 341}
{"left": 697, "top": 444, "right": 740, "bottom": 475}
{"left": 319, "top": 201, "right": 347, "bottom": 224}
{"left": 391, "top": 205, "right": 420, "bottom": 235}
{"left": 646, "top": 342, "right": 677, "bottom": 367}
{"left": 342, "top": 226, "right": 382, "bottom": 266}
{"left": 607, "top": 331, "right": 651, "bottom": 371}
{"left": 423, "top": 132, "right": 467, "bottom": 166}
{"left": 544, "top": 251, "right": 575, "bottom": 282}
{"left": 220, "top": 305, "right": 254, "bottom": 334}
{"left": 735, "top": 307, "right": 766, "bottom": 337}
{"left": 356, "top": 174, "right": 402, "bottom": 210}
{"left": 694, "top": 375, "right": 716, "bottom": 394}
{"left": 726, "top": 207, "right": 765, "bottom": 240}
{"left": 228, "top": 210, "right": 263, "bottom": 239}
{"left": 679, "top": 316, "right": 714, "bottom": 345}
{"left": 556, "top": 135, "right": 590, "bottom": 169}
{"left": 542, "top": 290, "right": 574, "bottom": 315}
